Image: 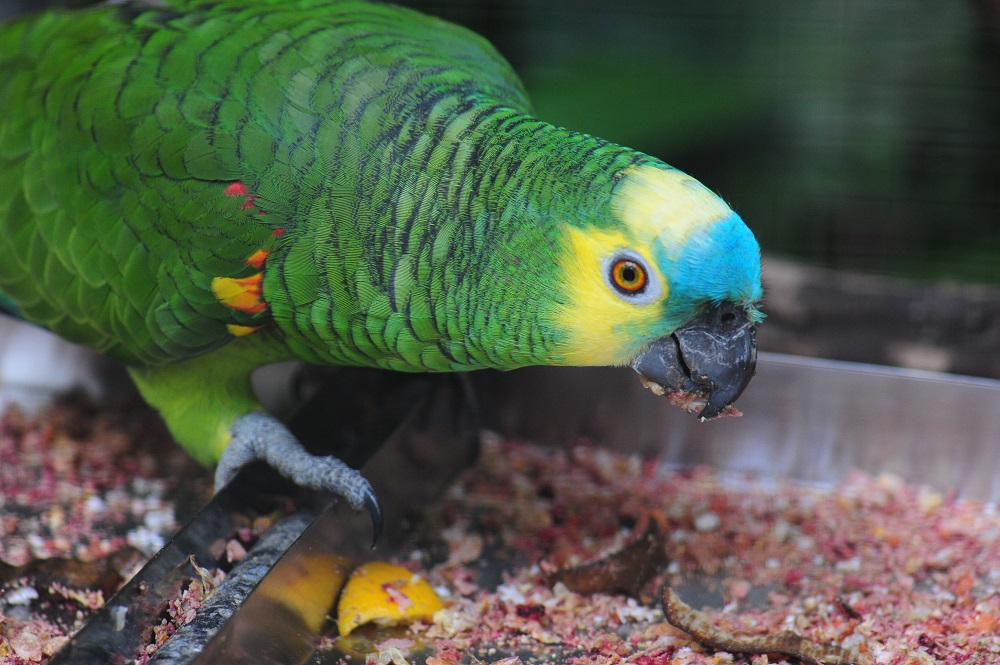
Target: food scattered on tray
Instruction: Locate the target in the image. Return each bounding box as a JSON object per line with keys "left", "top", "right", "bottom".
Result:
{"left": 0, "top": 396, "right": 211, "bottom": 663}
{"left": 3, "top": 396, "right": 1000, "bottom": 665}
{"left": 660, "top": 586, "right": 863, "bottom": 664}
{"left": 333, "top": 434, "right": 1000, "bottom": 665}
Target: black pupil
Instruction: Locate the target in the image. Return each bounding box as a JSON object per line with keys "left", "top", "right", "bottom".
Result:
{"left": 621, "top": 264, "right": 638, "bottom": 283}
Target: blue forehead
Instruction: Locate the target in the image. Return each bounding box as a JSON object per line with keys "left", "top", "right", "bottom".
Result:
{"left": 656, "top": 211, "right": 763, "bottom": 308}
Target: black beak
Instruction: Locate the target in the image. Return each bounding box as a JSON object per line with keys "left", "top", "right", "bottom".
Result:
{"left": 631, "top": 301, "right": 757, "bottom": 419}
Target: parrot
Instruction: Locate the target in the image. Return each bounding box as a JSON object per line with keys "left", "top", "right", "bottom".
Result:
{"left": 0, "top": 0, "right": 763, "bottom": 538}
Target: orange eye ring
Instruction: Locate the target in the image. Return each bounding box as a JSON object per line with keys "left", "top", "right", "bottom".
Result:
{"left": 610, "top": 258, "right": 648, "bottom": 294}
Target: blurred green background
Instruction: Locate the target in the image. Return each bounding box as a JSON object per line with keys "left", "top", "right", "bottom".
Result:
{"left": 4, "top": 0, "right": 998, "bottom": 284}
{"left": 405, "top": 0, "right": 1000, "bottom": 284}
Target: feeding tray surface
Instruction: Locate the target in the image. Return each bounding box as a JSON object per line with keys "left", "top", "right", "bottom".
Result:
{"left": 4, "top": 353, "right": 999, "bottom": 663}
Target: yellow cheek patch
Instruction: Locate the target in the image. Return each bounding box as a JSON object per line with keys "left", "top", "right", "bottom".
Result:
{"left": 552, "top": 225, "right": 667, "bottom": 367}
{"left": 551, "top": 166, "right": 736, "bottom": 368}
{"left": 611, "top": 164, "right": 732, "bottom": 256}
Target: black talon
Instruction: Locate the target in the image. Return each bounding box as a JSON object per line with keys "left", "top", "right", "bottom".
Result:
{"left": 363, "top": 488, "right": 384, "bottom": 549}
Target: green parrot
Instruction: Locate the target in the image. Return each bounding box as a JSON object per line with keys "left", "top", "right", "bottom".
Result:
{"left": 0, "top": 0, "right": 763, "bottom": 534}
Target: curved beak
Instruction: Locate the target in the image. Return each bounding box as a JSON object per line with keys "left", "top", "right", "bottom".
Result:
{"left": 631, "top": 301, "right": 757, "bottom": 420}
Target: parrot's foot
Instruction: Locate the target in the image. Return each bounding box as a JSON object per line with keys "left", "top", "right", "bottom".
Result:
{"left": 217, "top": 412, "right": 383, "bottom": 545}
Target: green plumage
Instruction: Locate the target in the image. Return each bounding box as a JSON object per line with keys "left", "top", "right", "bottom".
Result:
{"left": 0, "top": 0, "right": 762, "bottom": 467}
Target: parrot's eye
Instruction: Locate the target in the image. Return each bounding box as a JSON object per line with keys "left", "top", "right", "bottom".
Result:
{"left": 610, "top": 259, "right": 647, "bottom": 294}
{"left": 603, "top": 251, "right": 661, "bottom": 304}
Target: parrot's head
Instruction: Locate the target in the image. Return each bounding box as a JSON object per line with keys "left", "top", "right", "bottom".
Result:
{"left": 551, "top": 164, "right": 763, "bottom": 419}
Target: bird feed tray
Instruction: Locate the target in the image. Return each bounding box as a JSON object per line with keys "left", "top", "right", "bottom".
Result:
{"left": 25, "top": 353, "right": 1000, "bottom": 663}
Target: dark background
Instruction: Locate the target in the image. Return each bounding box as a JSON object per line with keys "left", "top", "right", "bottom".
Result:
{"left": 411, "top": 0, "right": 1000, "bottom": 284}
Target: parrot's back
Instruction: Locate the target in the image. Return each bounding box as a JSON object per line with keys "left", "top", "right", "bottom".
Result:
{"left": 0, "top": 0, "right": 531, "bottom": 369}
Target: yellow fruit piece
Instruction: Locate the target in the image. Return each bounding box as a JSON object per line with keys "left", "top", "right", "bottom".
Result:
{"left": 337, "top": 561, "right": 444, "bottom": 636}
{"left": 256, "top": 552, "right": 351, "bottom": 633}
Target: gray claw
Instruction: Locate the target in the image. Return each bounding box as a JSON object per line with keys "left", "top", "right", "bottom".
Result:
{"left": 221, "top": 413, "right": 380, "bottom": 535}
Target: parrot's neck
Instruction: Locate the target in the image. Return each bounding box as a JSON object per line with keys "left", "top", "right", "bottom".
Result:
{"left": 268, "top": 103, "right": 661, "bottom": 371}
{"left": 462, "top": 106, "right": 656, "bottom": 226}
